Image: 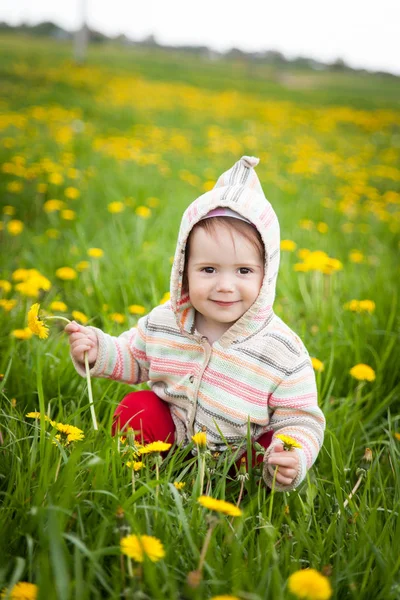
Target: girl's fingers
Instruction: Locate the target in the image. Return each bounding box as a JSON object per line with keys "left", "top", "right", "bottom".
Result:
{"left": 268, "top": 455, "right": 298, "bottom": 468}
{"left": 69, "top": 332, "right": 93, "bottom": 344}
{"left": 277, "top": 467, "right": 297, "bottom": 479}
{"left": 65, "top": 321, "right": 81, "bottom": 333}
{"left": 71, "top": 343, "right": 92, "bottom": 356}
{"left": 71, "top": 345, "right": 91, "bottom": 362}
{"left": 276, "top": 472, "right": 296, "bottom": 485}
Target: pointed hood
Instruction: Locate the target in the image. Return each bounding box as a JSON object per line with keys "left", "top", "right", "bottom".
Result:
{"left": 170, "top": 156, "right": 280, "bottom": 347}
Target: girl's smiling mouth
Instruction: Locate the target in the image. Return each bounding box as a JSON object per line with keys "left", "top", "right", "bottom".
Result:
{"left": 211, "top": 300, "right": 239, "bottom": 307}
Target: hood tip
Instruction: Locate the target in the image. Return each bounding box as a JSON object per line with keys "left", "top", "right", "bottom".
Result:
{"left": 241, "top": 156, "right": 260, "bottom": 169}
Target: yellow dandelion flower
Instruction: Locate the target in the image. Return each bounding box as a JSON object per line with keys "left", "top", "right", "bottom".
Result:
{"left": 49, "top": 301, "right": 68, "bottom": 312}
{"left": 280, "top": 239, "right": 297, "bottom": 252}
{"left": 128, "top": 304, "right": 146, "bottom": 315}
{"left": 12, "top": 268, "right": 33, "bottom": 281}
{"left": 139, "top": 441, "right": 172, "bottom": 454}
{"left": 349, "top": 364, "right": 376, "bottom": 382}
{"left": 67, "top": 168, "right": 78, "bottom": 179}
{"left": 56, "top": 267, "right": 77, "bottom": 280}
{"left": 322, "top": 258, "right": 343, "bottom": 274}
{"left": 53, "top": 422, "right": 85, "bottom": 446}
{"left": 7, "top": 181, "right": 23, "bottom": 193}
{"left": 192, "top": 431, "right": 207, "bottom": 450}
{"left": 3, "top": 205, "right": 15, "bottom": 216}
{"left": 311, "top": 357, "right": 324, "bottom": 372}
{"left": 64, "top": 187, "right": 80, "bottom": 200}
{"left": 26, "top": 412, "right": 50, "bottom": 421}
{"left": 48, "top": 173, "right": 64, "bottom": 185}
{"left": 349, "top": 250, "right": 364, "bottom": 264}
{"left": 120, "top": 534, "right": 165, "bottom": 563}
{"left": 15, "top": 282, "right": 40, "bottom": 298}
{"left": 317, "top": 222, "right": 329, "bottom": 234}
{"left": 135, "top": 206, "right": 151, "bottom": 219}
{"left": 299, "top": 219, "right": 314, "bottom": 231}
{"left": 287, "top": 568, "right": 332, "bottom": 600}
{"left": 343, "top": 299, "right": 376, "bottom": 314}
{"left": 126, "top": 461, "right": 144, "bottom": 471}
{"left": 25, "top": 270, "right": 51, "bottom": 291}
{"left": 110, "top": 312, "right": 125, "bottom": 324}
{"left": 343, "top": 299, "right": 359, "bottom": 312}
{"left": 87, "top": 248, "right": 104, "bottom": 258}
{"left": 108, "top": 201, "right": 125, "bottom": 213}
{"left": 294, "top": 263, "right": 312, "bottom": 273}
{"left": 12, "top": 328, "right": 33, "bottom": 340}
{"left": 37, "top": 183, "right": 48, "bottom": 193}
{"left": 27, "top": 304, "right": 49, "bottom": 339}
{"left": 61, "top": 209, "right": 76, "bottom": 221}
{"left": 0, "top": 581, "right": 39, "bottom": 600}
{"left": 358, "top": 300, "right": 375, "bottom": 314}
{"left": 198, "top": 496, "right": 242, "bottom": 517}
{"left": 7, "top": 220, "right": 24, "bottom": 236}
{"left": 0, "top": 299, "right": 17, "bottom": 311}
{"left": 394, "top": 433, "right": 400, "bottom": 441}
{"left": 71, "top": 310, "right": 89, "bottom": 324}
{"left": 173, "top": 481, "right": 186, "bottom": 490}
{"left": 43, "top": 199, "right": 66, "bottom": 213}
{"left": 275, "top": 434, "right": 302, "bottom": 451}
{"left": 46, "top": 228, "right": 60, "bottom": 239}
{"left": 297, "top": 248, "right": 311, "bottom": 260}
{"left": 0, "top": 280, "right": 12, "bottom": 293}
{"left": 76, "top": 260, "right": 90, "bottom": 272}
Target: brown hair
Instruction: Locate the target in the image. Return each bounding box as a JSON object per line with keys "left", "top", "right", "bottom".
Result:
{"left": 182, "top": 216, "right": 265, "bottom": 292}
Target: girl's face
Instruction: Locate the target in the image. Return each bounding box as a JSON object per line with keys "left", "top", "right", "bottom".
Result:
{"left": 187, "top": 222, "right": 264, "bottom": 334}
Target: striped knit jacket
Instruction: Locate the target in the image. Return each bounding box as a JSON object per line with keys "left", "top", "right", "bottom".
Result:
{"left": 75, "top": 156, "right": 325, "bottom": 491}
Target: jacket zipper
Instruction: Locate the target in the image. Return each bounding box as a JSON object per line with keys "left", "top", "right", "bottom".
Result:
{"left": 188, "top": 337, "right": 211, "bottom": 436}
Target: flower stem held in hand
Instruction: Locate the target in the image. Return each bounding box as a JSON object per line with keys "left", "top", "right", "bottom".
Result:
{"left": 27, "top": 305, "right": 98, "bottom": 431}
{"left": 84, "top": 351, "right": 98, "bottom": 430}
{"left": 49, "top": 316, "right": 98, "bottom": 431}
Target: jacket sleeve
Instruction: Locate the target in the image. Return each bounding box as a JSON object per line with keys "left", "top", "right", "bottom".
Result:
{"left": 262, "top": 354, "right": 325, "bottom": 492}
{"left": 71, "top": 314, "right": 150, "bottom": 385}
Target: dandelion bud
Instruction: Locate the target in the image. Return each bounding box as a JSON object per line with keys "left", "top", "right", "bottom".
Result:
{"left": 116, "top": 506, "right": 125, "bottom": 519}
{"left": 187, "top": 569, "right": 202, "bottom": 588}
{"left": 321, "top": 564, "right": 333, "bottom": 577}
{"left": 358, "top": 447, "right": 373, "bottom": 474}
{"left": 237, "top": 456, "right": 249, "bottom": 482}
{"left": 363, "top": 448, "right": 373, "bottom": 462}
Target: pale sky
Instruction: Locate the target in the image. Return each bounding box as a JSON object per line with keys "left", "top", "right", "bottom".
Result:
{"left": 1, "top": 0, "right": 400, "bottom": 75}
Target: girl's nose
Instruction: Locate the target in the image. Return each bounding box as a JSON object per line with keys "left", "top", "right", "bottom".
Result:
{"left": 216, "top": 275, "right": 234, "bottom": 292}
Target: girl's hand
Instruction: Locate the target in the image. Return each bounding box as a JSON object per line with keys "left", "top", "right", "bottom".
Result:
{"left": 65, "top": 321, "right": 98, "bottom": 365}
{"left": 267, "top": 443, "right": 300, "bottom": 486}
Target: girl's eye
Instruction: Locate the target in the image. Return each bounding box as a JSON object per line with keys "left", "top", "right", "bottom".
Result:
{"left": 239, "top": 268, "right": 252, "bottom": 275}
{"left": 202, "top": 267, "right": 215, "bottom": 274}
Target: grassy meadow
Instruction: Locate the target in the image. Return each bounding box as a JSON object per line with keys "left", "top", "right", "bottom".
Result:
{"left": 0, "top": 34, "right": 400, "bottom": 599}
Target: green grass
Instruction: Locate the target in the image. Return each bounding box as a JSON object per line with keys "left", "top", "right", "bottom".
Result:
{"left": 0, "top": 34, "right": 400, "bottom": 599}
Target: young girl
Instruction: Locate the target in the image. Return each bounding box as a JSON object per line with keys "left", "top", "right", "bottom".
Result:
{"left": 65, "top": 156, "right": 325, "bottom": 491}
